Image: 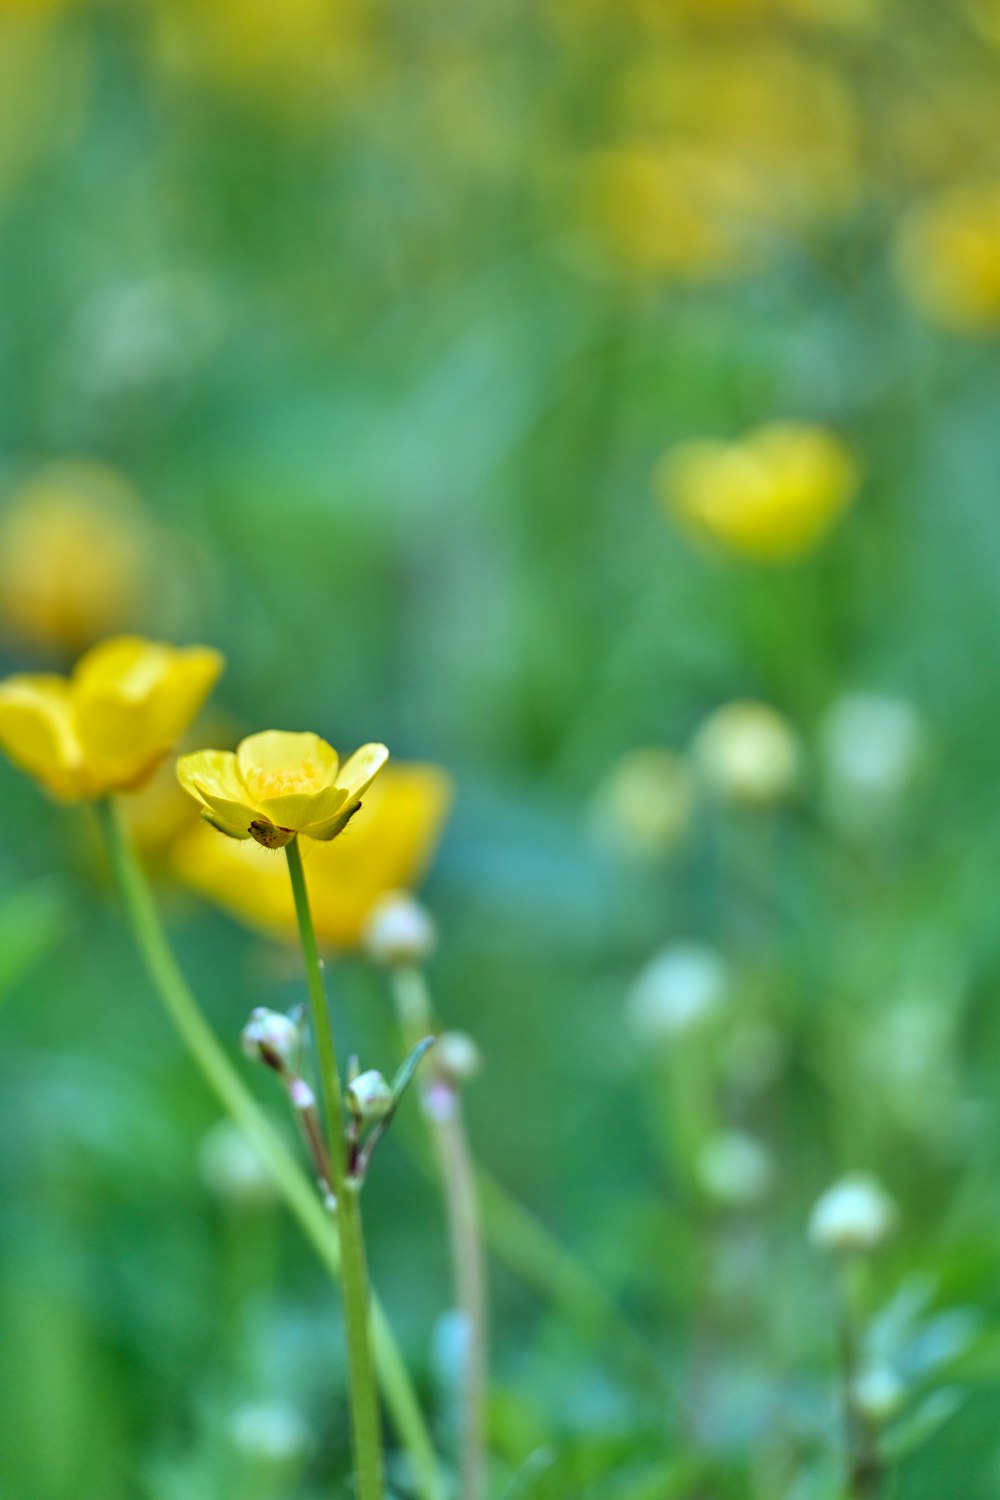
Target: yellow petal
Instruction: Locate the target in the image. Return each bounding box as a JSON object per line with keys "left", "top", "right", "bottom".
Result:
{"left": 73, "top": 635, "right": 170, "bottom": 699}
{"left": 148, "top": 647, "right": 224, "bottom": 743}
{"left": 237, "top": 730, "right": 339, "bottom": 804}
{"left": 256, "top": 784, "right": 348, "bottom": 833}
{"left": 73, "top": 639, "right": 223, "bottom": 792}
{"left": 176, "top": 749, "right": 255, "bottom": 835}
{"left": 171, "top": 823, "right": 297, "bottom": 940}
{"left": 177, "top": 748, "right": 246, "bottom": 803}
{"left": 301, "top": 764, "right": 451, "bottom": 937}
{"left": 335, "top": 743, "right": 389, "bottom": 800}
{"left": 0, "top": 675, "right": 84, "bottom": 798}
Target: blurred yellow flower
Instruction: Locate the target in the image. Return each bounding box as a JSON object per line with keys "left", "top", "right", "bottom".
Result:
{"left": 590, "top": 45, "right": 858, "bottom": 280}
{"left": 0, "top": 636, "right": 222, "bottom": 799}
{"left": 171, "top": 763, "right": 452, "bottom": 950}
{"left": 657, "top": 423, "right": 859, "bottom": 562}
{"left": 590, "top": 748, "right": 694, "bottom": 860}
{"left": 0, "top": 460, "right": 151, "bottom": 652}
{"left": 588, "top": 144, "right": 762, "bottom": 281}
{"left": 151, "top": 0, "right": 376, "bottom": 110}
{"left": 177, "top": 731, "right": 388, "bottom": 849}
{"left": 894, "top": 184, "right": 1000, "bottom": 335}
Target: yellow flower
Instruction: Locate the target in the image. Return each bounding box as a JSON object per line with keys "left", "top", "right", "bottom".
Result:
{"left": 177, "top": 730, "right": 388, "bottom": 849}
{"left": 0, "top": 461, "right": 150, "bottom": 652}
{"left": 0, "top": 636, "right": 223, "bottom": 799}
{"left": 588, "top": 144, "right": 763, "bottom": 282}
{"left": 171, "top": 763, "right": 452, "bottom": 949}
{"left": 894, "top": 184, "right": 1000, "bottom": 335}
{"left": 657, "top": 423, "right": 859, "bottom": 562}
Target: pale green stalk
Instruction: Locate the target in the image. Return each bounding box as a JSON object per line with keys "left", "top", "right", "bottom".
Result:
{"left": 284, "top": 836, "right": 383, "bottom": 1500}
{"left": 393, "top": 965, "right": 487, "bottom": 1500}
{"left": 389, "top": 966, "right": 663, "bottom": 1396}
{"left": 97, "top": 802, "right": 442, "bottom": 1500}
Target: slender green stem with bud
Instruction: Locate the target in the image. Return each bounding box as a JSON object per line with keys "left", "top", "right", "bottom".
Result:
{"left": 836, "top": 1260, "right": 882, "bottom": 1500}
{"left": 97, "top": 803, "right": 440, "bottom": 1499}
{"left": 284, "top": 835, "right": 384, "bottom": 1500}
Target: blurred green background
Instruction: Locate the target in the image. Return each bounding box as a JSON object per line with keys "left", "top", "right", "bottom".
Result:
{"left": 3, "top": 0, "right": 1000, "bottom": 1496}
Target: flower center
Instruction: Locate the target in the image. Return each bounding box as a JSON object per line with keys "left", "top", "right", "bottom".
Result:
{"left": 243, "top": 757, "right": 327, "bottom": 803}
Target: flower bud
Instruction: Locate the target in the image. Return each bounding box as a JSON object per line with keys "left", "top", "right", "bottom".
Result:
{"left": 229, "top": 1399, "right": 310, "bottom": 1468}
{"left": 347, "top": 1069, "right": 393, "bottom": 1122}
{"left": 820, "top": 693, "right": 922, "bottom": 828}
{"left": 436, "top": 1030, "right": 482, "bottom": 1084}
{"left": 363, "top": 892, "right": 436, "bottom": 967}
{"left": 808, "top": 1173, "right": 897, "bottom": 1255}
{"left": 241, "top": 1007, "right": 300, "bottom": 1070}
{"left": 852, "top": 1366, "right": 905, "bottom": 1425}
{"left": 198, "top": 1121, "right": 276, "bottom": 1209}
{"left": 697, "top": 1130, "right": 774, "bottom": 1209}
{"left": 693, "top": 700, "right": 801, "bottom": 808}
{"left": 628, "top": 943, "right": 728, "bottom": 1043}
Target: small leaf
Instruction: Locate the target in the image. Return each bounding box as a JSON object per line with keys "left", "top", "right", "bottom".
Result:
{"left": 882, "top": 1387, "right": 964, "bottom": 1462}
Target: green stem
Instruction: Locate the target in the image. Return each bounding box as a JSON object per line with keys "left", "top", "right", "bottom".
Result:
{"left": 394, "top": 966, "right": 488, "bottom": 1500}
{"left": 284, "top": 836, "right": 384, "bottom": 1500}
{"left": 389, "top": 968, "right": 663, "bottom": 1397}
{"left": 836, "top": 1259, "right": 882, "bottom": 1500}
{"left": 97, "top": 803, "right": 440, "bottom": 1499}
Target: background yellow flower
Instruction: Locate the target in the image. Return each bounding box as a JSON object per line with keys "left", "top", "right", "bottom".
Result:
{"left": 657, "top": 422, "right": 859, "bottom": 562}
{"left": 0, "top": 636, "right": 222, "bottom": 798}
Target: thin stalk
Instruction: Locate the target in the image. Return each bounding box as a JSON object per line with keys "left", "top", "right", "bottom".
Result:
{"left": 97, "top": 803, "right": 441, "bottom": 1500}
{"left": 284, "top": 836, "right": 384, "bottom": 1500}
{"left": 394, "top": 965, "right": 487, "bottom": 1500}
{"left": 390, "top": 967, "right": 663, "bottom": 1395}
{"left": 836, "top": 1260, "right": 882, "bottom": 1500}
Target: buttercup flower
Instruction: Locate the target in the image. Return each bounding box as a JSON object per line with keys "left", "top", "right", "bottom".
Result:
{"left": 0, "top": 460, "right": 150, "bottom": 651}
{"left": 171, "top": 763, "right": 451, "bottom": 947}
{"left": 0, "top": 635, "right": 222, "bottom": 799}
{"left": 177, "top": 730, "right": 388, "bottom": 849}
{"left": 894, "top": 183, "right": 1000, "bottom": 335}
{"left": 658, "top": 423, "right": 859, "bottom": 562}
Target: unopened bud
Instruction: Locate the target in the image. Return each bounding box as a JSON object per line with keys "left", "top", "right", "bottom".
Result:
{"left": 809, "top": 1173, "right": 897, "bottom": 1255}
{"left": 241, "top": 1007, "right": 301, "bottom": 1070}
{"left": 693, "top": 700, "right": 801, "bottom": 807}
{"left": 436, "top": 1030, "right": 482, "bottom": 1083}
{"left": 363, "top": 892, "right": 436, "bottom": 967}
{"left": 347, "top": 1069, "right": 393, "bottom": 1122}
{"left": 852, "top": 1366, "right": 906, "bottom": 1425}
{"left": 229, "top": 1399, "right": 310, "bottom": 1467}
{"left": 820, "top": 692, "right": 922, "bottom": 827}
{"left": 697, "top": 1131, "right": 774, "bottom": 1209}
{"left": 628, "top": 943, "right": 728, "bottom": 1042}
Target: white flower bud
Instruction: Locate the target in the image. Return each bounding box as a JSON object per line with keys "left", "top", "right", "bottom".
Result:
{"left": 198, "top": 1121, "right": 275, "bottom": 1208}
{"left": 628, "top": 943, "right": 728, "bottom": 1042}
{"left": 852, "top": 1366, "right": 906, "bottom": 1425}
{"left": 436, "top": 1030, "right": 482, "bottom": 1083}
{"left": 229, "top": 1399, "right": 310, "bottom": 1466}
{"left": 241, "top": 1007, "right": 300, "bottom": 1069}
{"left": 820, "top": 693, "right": 922, "bottom": 827}
{"left": 347, "top": 1069, "right": 393, "bottom": 1122}
{"left": 697, "top": 1131, "right": 774, "bottom": 1208}
{"left": 589, "top": 747, "right": 695, "bottom": 861}
{"left": 363, "top": 892, "right": 436, "bottom": 967}
{"left": 693, "top": 700, "right": 801, "bottom": 807}
{"left": 808, "top": 1173, "right": 897, "bottom": 1255}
